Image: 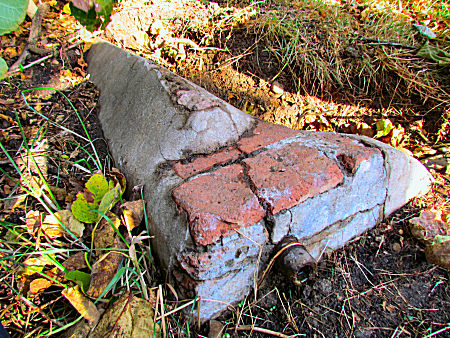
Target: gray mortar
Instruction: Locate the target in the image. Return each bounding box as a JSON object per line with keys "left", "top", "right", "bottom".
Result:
{"left": 87, "top": 41, "right": 433, "bottom": 321}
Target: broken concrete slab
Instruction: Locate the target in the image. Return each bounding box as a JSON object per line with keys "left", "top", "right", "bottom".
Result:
{"left": 87, "top": 41, "right": 433, "bottom": 321}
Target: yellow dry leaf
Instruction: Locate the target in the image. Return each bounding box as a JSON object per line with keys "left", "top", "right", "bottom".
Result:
{"left": 26, "top": 210, "right": 41, "bottom": 235}
{"left": 4, "top": 47, "right": 18, "bottom": 58}
{"left": 29, "top": 278, "right": 52, "bottom": 294}
{"left": 86, "top": 247, "right": 123, "bottom": 298}
{"left": 91, "top": 293, "right": 160, "bottom": 338}
{"left": 62, "top": 285, "right": 101, "bottom": 326}
{"left": 59, "top": 69, "right": 84, "bottom": 88}
{"left": 83, "top": 42, "right": 93, "bottom": 53}
{"left": 121, "top": 200, "right": 144, "bottom": 232}
{"left": 41, "top": 214, "right": 65, "bottom": 238}
{"left": 42, "top": 210, "right": 85, "bottom": 238}
{"left": 23, "top": 255, "right": 55, "bottom": 267}
{"left": 22, "top": 255, "right": 55, "bottom": 276}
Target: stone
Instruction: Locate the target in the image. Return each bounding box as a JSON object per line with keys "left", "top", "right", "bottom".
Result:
{"left": 87, "top": 41, "right": 432, "bottom": 321}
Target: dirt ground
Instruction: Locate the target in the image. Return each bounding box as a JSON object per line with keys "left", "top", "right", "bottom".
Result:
{"left": 0, "top": 0, "right": 449, "bottom": 337}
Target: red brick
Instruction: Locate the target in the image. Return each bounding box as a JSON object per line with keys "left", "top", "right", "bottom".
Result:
{"left": 172, "top": 164, "right": 265, "bottom": 246}
{"left": 315, "top": 132, "right": 381, "bottom": 174}
{"left": 237, "top": 120, "right": 299, "bottom": 153}
{"left": 243, "top": 142, "right": 343, "bottom": 215}
{"left": 172, "top": 146, "right": 242, "bottom": 179}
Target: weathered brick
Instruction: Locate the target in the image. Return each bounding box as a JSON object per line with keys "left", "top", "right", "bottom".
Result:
{"left": 172, "top": 146, "right": 242, "bottom": 179}
{"left": 244, "top": 143, "right": 344, "bottom": 215}
{"left": 305, "top": 132, "right": 381, "bottom": 174}
{"left": 172, "top": 164, "right": 265, "bottom": 246}
{"left": 178, "top": 222, "right": 268, "bottom": 280}
{"left": 237, "top": 120, "right": 299, "bottom": 153}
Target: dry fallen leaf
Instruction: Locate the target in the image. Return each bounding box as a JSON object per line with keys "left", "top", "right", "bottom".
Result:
{"left": 48, "top": 185, "right": 67, "bottom": 201}
{"left": 410, "top": 209, "right": 450, "bottom": 269}
{"left": 62, "top": 252, "right": 88, "bottom": 272}
{"left": 42, "top": 210, "right": 85, "bottom": 238}
{"left": 87, "top": 241, "right": 124, "bottom": 298}
{"left": 94, "top": 212, "right": 120, "bottom": 249}
{"left": 29, "top": 278, "right": 52, "bottom": 295}
{"left": 121, "top": 200, "right": 144, "bottom": 232}
{"left": 62, "top": 285, "right": 101, "bottom": 326}
{"left": 91, "top": 292, "right": 160, "bottom": 338}
{"left": 26, "top": 210, "right": 41, "bottom": 236}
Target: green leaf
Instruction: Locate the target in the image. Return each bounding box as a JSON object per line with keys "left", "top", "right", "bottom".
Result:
{"left": 69, "top": 0, "right": 115, "bottom": 32}
{"left": 374, "top": 118, "right": 394, "bottom": 139}
{"left": 0, "top": 56, "right": 7, "bottom": 80}
{"left": 86, "top": 173, "right": 110, "bottom": 203}
{"left": 69, "top": 3, "right": 99, "bottom": 32}
{"left": 65, "top": 270, "right": 91, "bottom": 293}
{"left": 71, "top": 192, "right": 100, "bottom": 223}
{"left": 0, "top": 0, "right": 28, "bottom": 36}
{"left": 98, "top": 183, "right": 121, "bottom": 216}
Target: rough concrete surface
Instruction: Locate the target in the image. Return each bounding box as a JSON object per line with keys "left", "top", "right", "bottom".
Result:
{"left": 87, "top": 41, "right": 433, "bottom": 321}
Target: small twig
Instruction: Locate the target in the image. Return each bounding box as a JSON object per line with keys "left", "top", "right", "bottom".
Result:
{"left": 358, "top": 38, "right": 416, "bottom": 50}
{"left": 7, "top": 41, "right": 83, "bottom": 76}
{"left": 158, "top": 284, "right": 166, "bottom": 337}
{"left": 236, "top": 325, "right": 303, "bottom": 337}
{"left": 10, "top": 2, "right": 51, "bottom": 72}
{"left": 155, "top": 298, "right": 197, "bottom": 321}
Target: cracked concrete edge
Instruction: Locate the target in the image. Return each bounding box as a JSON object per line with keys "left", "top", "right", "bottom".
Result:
{"left": 347, "top": 135, "right": 433, "bottom": 217}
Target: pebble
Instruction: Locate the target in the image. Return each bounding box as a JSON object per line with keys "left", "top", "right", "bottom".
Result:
{"left": 271, "top": 82, "right": 284, "bottom": 96}
{"left": 392, "top": 242, "right": 401, "bottom": 252}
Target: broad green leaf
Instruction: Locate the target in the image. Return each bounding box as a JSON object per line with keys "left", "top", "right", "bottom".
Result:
{"left": 413, "top": 24, "right": 437, "bottom": 39}
{"left": 69, "top": 3, "right": 99, "bottom": 32}
{"left": 86, "top": 173, "right": 110, "bottom": 203}
{"left": 0, "top": 57, "right": 7, "bottom": 80}
{"left": 69, "top": 0, "right": 115, "bottom": 32}
{"left": 65, "top": 270, "right": 91, "bottom": 293}
{"left": 374, "top": 118, "right": 394, "bottom": 138}
{"left": 98, "top": 183, "right": 121, "bottom": 216}
{"left": 71, "top": 192, "right": 100, "bottom": 223}
{"left": 0, "top": 0, "right": 28, "bottom": 36}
